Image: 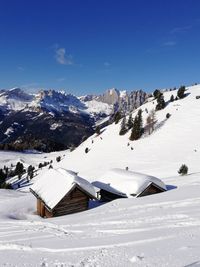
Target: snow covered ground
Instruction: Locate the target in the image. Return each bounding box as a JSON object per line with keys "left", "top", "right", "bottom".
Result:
{"left": 59, "top": 84, "right": 200, "bottom": 180}
{"left": 0, "top": 85, "right": 200, "bottom": 266}
{"left": 0, "top": 150, "right": 66, "bottom": 169}
{"left": 0, "top": 174, "right": 200, "bottom": 266}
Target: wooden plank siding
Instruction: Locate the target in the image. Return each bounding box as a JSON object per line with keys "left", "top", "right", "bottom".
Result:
{"left": 99, "top": 189, "right": 127, "bottom": 202}
{"left": 33, "top": 185, "right": 95, "bottom": 218}
{"left": 37, "top": 199, "right": 45, "bottom": 217}
{"left": 45, "top": 208, "right": 53, "bottom": 218}
{"left": 40, "top": 202, "right": 45, "bottom": 217}
{"left": 138, "top": 183, "right": 165, "bottom": 197}
{"left": 37, "top": 199, "right": 41, "bottom": 215}
{"left": 52, "top": 187, "right": 89, "bottom": 217}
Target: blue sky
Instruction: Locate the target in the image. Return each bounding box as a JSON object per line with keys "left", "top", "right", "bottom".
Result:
{"left": 0, "top": 0, "right": 200, "bottom": 95}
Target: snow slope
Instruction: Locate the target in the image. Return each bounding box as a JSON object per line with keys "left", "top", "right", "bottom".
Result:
{"left": 59, "top": 85, "right": 200, "bottom": 180}
{"left": 0, "top": 150, "right": 66, "bottom": 169}
{"left": 0, "top": 173, "right": 200, "bottom": 266}
{"left": 0, "top": 84, "right": 200, "bottom": 266}
{"left": 84, "top": 99, "right": 113, "bottom": 118}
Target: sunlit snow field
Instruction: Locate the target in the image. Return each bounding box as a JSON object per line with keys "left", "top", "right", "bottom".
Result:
{"left": 0, "top": 85, "right": 200, "bottom": 266}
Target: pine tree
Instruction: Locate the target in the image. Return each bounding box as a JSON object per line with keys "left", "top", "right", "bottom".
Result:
{"left": 153, "top": 89, "right": 162, "bottom": 99}
{"left": 56, "top": 156, "right": 61, "bottom": 162}
{"left": 170, "top": 95, "right": 174, "bottom": 102}
{"left": 137, "top": 109, "right": 143, "bottom": 137}
{"left": 178, "top": 164, "right": 188, "bottom": 175}
{"left": 177, "top": 86, "right": 186, "bottom": 99}
{"left": 0, "top": 182, "right": 12, "bottom": 189}
{"left": 15, "top": 162, "right": 24, "bottom": 179}
{"left": 119, "top": 117, "right": 127, "bottom": 135}
{"left": 95, "top": 125, "right": 101, "bottom": 135}
{"left": 38, "top": 163, "right": 43, "bottom": 169}
{"left": 129, "top": 109, "right": 143, "bottom": 140}
{"left": 127, "top": 113, "right": 133, "bottom": 129}
{"left": 27, "top": 165, "right": 35, "bottom": 179}
{"left": 156, "top": 93, "right": 166, "bottom": 110}
{"left": 113, "top": 111, "right": 122, "bottom": 124}
{"left": 0, "top": 169, "right": 6, "bottom": 187}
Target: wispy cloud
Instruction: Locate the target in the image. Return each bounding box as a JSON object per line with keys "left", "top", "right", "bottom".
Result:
{"left": 163, "top": 41, "right": 177, "bottom": 47}
{"left": 170, "top": 25, "right": 192, "bottom": 34}
{"left": 55, "top": 47, "right": 73, "bottom": 65}
{"left": 17, "top": 66, "right": 25, "bottom": 71}
{"left": 57, "top": 77, "right": 66, "bottom": 82}
{"left": 104, "top": 62, "right": 111, "bottom": 67}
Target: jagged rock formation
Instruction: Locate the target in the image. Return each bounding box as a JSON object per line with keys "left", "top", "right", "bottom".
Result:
{"left": 96, "top": 88, "right": 148, "bottom": 113}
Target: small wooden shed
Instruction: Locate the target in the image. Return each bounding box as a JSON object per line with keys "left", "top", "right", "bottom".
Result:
{"left": 92, "top": 168, "right": 167, "bottom": 202}
{"left": 30, "top": 168, "right": 97, "bottom": 218}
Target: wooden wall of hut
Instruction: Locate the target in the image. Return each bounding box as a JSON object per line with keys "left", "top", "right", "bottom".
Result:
{"left": 52, "top": 187, "right": 89, "bottom": 217}
{"left": 138, "top": 183, "right": 164, "bottom": 197}
{"left": 37, "top": 199, "right": 45, "bottom": 217}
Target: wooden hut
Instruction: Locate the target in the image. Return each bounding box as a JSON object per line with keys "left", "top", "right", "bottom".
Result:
{"left": 92, "top": 168, "right": 166, "bottom": 202}
{"left": 30, "top": 168, "right": 97, "bottom": 218}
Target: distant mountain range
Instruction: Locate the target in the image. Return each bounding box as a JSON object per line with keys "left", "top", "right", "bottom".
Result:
{"left": 0, "top": 87, "right": 148, "bottom": 152}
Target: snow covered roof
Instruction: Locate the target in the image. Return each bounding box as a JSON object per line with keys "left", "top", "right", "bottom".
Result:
{"left": 92, "top": 168, "right": 167, "bottom": 198}
{"left": 30, "top": 168, "right": 96, "bottom": 210}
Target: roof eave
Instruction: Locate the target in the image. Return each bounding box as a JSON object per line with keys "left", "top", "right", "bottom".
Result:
{"left": 30, "top": 188, "right": 53, "bottom": 212}
{"left": 136, "top": 182, "right": 166, "bottom": 198}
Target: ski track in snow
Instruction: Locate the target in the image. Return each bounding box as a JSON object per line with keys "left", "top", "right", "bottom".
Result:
{"left": 1, "top": 185, "right": 200, "bottom": 266}
{"left": 0, "top": 191, "right": 200, "bottom": 267}
{"left": 0, "top": 235, "right": 174, "bottom": 253}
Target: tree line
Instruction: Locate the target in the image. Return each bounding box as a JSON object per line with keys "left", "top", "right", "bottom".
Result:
{"left": 116, "top": 86, "right": 186, "bottom": 140}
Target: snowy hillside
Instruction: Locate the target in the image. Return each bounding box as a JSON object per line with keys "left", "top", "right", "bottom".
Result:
{"left": 0, "top": 84, "right": 200, "bottom": 266}
{"left": 0, "top": 150, "right": 66, "bottom": 169}
{"left": 0, "top": 173, "right": 200, "bottom": 266}
{"left": 83, "top": 99, "right": 113, "bottom": 121}
{"left": 59, "top": 84, "right": 200, "bottom": 180}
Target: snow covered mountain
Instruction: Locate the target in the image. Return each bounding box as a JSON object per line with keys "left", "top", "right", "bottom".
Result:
{"left": 0, "top": 87, "right": 147, "bottom": 152}
{"left": 0, "top": 84, "right": 200, "bottom": 266}
{"left": 81, "top": 88, "right": 148, "bottom": 113}
{"left": 0, "top": 88, "right": 112, "bottom": 118}
{"left": 98, "top": 88, "right": 148, "bottom": 111}
{"left": 0, "top": 88, "right": 33, "bottom": 111}
{"left": 0, "top": 88, "right": 112, "bottom": 151}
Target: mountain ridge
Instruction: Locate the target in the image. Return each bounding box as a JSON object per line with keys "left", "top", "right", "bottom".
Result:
{"left": 0, "top": 87, "right": 147, "bottom": 152}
